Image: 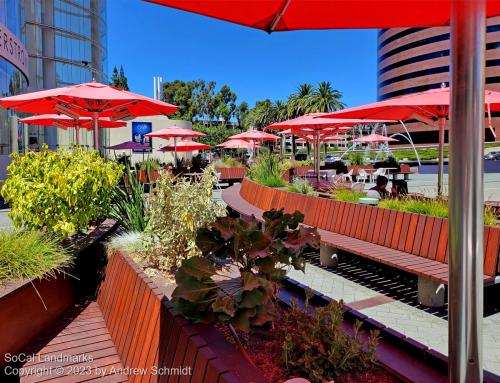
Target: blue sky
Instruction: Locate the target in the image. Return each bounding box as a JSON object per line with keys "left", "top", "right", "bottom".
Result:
{"left": 107, "top": 0, "right": 379, "bottom": 108}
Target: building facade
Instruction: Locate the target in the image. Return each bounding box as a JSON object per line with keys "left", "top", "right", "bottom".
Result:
{"left": 377, "top": 16, "right": 500, "bottom": 143}
{"left": 0, "top": 0, "right": 107, "bottom": 154}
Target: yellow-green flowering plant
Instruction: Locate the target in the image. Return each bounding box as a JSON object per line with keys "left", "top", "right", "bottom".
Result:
{"left": 1, "top": 145, "right": 122, "bottom": 237}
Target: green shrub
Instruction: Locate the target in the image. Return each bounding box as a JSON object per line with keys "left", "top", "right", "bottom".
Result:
{"left": 333, "top": 188, "right": 366, "bottom": 202}
{"left": 248, "top": 148, "right": 287, "bottom": 187}
{"left": 0, "top": 230, "right": 72, "bottom": 285}
{"left": 141, "top": 165, "right": 226, "bottom": 273}
{"left": 349, "top": 152, "right": 366, "bottom": 165}
{"left": 137, "top": 158, "right": 161, "bottom": 172}
{"left": 287, "top": 178, "right": 315, "bottom": 195}
{"left": 110, "top": 166, "right": 148, "bottom": 232}
{"left": 172, "top": 209, "right": 320, "bottom": 331}
{"left": 281, "top": 289, "right": 378, "bottom": 382}
{"left": 1, "top": 146, "right": 123, "bottom": 237}
{"left": 213, "top": 156, "right": 243, "bottom": 168}
{"left": 379, "top": 198, "right": 498, "bottom": 225}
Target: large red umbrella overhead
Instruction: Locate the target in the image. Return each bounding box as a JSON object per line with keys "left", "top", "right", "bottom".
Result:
{"left": 145, "top": 127, "right": 206, "bottom": 166}
{"left": 20, "top": 114, "right": 126, "bottom": 146}
{"left": 0, "top": 81, "right": 178, "bottom": 150}
{"left": 217, "top": 139, "right": 255, "bottom": 149}
{"left": 145, "top": 0, "right": 500, "bottom": 31}
{"left": 353, "top": 133, "right": 399, "bottom": 143}
{"left": 158, "top": 140, "right": 212, "bottom": 152}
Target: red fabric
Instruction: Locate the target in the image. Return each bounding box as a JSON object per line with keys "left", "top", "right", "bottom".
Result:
{"left": 145, "top": 0, "right": 500, "bottom": 30}
{"left": 266, "top": 113, "right": 388, "bottom": 132}
{"left": 0, "top": 81, "right": 178, "bottom": 118}
{"left": 228, "top": 130, "right": 279, "bottom": 141}
{"left": 322, "top": 87, "right": 500, "bottom": 121}
{"left": 353, "top": 133, "right": 399, "bottom": 143}
{"left": 145, "top": 127, "right": 206, "bottom": 138}
{"left": 158, "top": 140, "right": 211, "bottom": 152}
{"left": 217, "top": 139, "right": 255, "bottom": 149}
{"left": 297, "top": 134, "right": 346, "bottom": 143}
{"left": 20, "top": 114, "right": 126, "bottom": 129}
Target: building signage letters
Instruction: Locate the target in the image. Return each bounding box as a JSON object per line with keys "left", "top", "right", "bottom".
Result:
{"left": 0, "top": 22, "right": 29, "bottom": 83}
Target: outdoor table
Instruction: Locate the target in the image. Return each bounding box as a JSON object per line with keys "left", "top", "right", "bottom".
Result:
{"left": 183, "top": 172, "right": 203, "bottom": 181}
{"left": 304, "top": 169, "right": 336, "bottom": 181}
{"left": 378, "top": 167, "right": 399, "bottom": 181}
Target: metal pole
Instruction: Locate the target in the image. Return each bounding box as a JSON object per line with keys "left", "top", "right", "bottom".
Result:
{"left": 174, "top": 137, "right": 178, "bottom": 168}
{"left": 437, "top": 116, "right": 446, "bottom": 196}
{"left": 315, "top": 131, "right": 320, "bottom": 182}
{"left": 449, "top": 1, "right": 485, "bottom": 382}
{"left": 75, "top": 127, "right": 80, "bottom": 146}
{"left": 93, "top": 112, "right": 99, "bottom": 152}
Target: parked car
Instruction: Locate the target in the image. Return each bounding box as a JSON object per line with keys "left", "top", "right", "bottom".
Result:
{"left": 484, "top": 151, "right": 500, "bottom": 160}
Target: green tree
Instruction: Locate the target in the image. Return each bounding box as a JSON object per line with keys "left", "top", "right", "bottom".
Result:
{"left": 192, "top": 123, "right": 241, "bottom": 147}
{"left": 310, "top": 81, "right": 345, "bottom": 112}
{"left": 213, "top": 84, "right": 237, "bottom": 124}
{"left": 110, "top": 66, "right": 120, "bottom": 87}
{"left": 235, "top": 101, "right": 249, "bottom": 129}
{"left": 287, "top": 83, "right": 314, "bottom": 118}
{"left": 162, "top": 80, "right": 196, "bottom": 120}
{"left": 192, "top": 80, "right": 216, "bottom": 123}
{"left": 118, "top": 65, "right": 129, "bottom": 91}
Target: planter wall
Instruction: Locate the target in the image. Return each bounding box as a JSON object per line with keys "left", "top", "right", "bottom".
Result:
{"left": 215, "top": 167, "right": 247, "bottom": 181}
{"left": 240, "top": 178, "right": 500, "bottom": 276}
{"left": 0, "top": 275, "right": 74, "bottom": 367}
{"left": 97, "top": 251, "right": 266, "bottom": 383}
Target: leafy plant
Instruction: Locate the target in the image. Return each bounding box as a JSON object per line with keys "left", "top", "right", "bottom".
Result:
{"left": 333, "top": 188, "right": 366, "bottom": 202}
{"left": 281, "top": 289, "right": 378, "bottom": 383}
{"left": 287, "top": 178, "right": 315, "bottom": 195}
{"left": 349, "top": 152, "right": 366, "bottom": 166}
{"left": 248, "top": 148, "right": 287, "bottom": 187}
{"left": 138, "top": 158, "right": 161, "bottom": 172}
{"left": 213, "top": 155, "right": 243, "bottom": 168}
{"left": 141, "top": 166, "right": 226, "bottom": 273}
{"left": 0, "top": 230, "right": 72, "bottom": 285}
{"left": 110, "top": 166, "right": 148, "bottom": 232}
{"left": 379, "top": 198, "right": 498, "bottom": 225}
{"left": 172, "top": 209, "right": 320, "bottom": 332}
{"left": 1, "top": 145, "right": 123, "bottom": 237}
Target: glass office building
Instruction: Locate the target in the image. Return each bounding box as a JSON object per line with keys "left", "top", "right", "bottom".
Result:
{"left": 0, "top": 0, "right": 108, "bottom": 153}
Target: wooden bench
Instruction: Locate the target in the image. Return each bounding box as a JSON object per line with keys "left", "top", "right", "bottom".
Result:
{"left": 228, "top": 179, "right": 500, "bottom": 307}
{"left": 2, "top": 250, "right": 265, "bottom": 382}
{"left": 215, "top": 167, "right": 247, "bottom": 183}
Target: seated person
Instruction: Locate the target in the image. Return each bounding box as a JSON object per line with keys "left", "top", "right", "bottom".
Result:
{"left": 367, "top": 175, "right": 389, "bottom": 199}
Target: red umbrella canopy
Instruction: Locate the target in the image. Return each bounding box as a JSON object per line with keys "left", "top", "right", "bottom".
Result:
{"left": 158, "top": 140, "right": 212, "bottom": 152}
{"left": 321, "top": 87, "right": 500, "bottom": 122}
{"left": 217, "top": 139, "right": 255, "bottom": 149}
{"left": 145, "top": 126, "right": 206, "bottom": 138}
{"left": 353, "top": 133, "right": 399, "bottom": 143}
{"left": 145, "top": 0, "right": 500, "bottom": 30}
{"left": 266, "top": 113, "right": 390, "bottom": 133}
{"left": 228, "top": 130, "right": 279, "bottom": 141}
{"left": 297, "top": 134, "right": 346, "bottom": 143}
{"left": 0, "top": 81, "right": 178, "bottom": 119}
{"left": 20, "top": 114, "right": 126, "bottom": 129}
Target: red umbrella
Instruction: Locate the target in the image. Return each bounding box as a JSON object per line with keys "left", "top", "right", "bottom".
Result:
{"left": 20, "top": 114, "right": 126, "bottom": 146}
{"left": 217, "top": 139, "right": 255, "bottom": 149}
{"left": 353, "top": 133, "right": 399, "bottom": 143}
{"left": 0, "top": 81, "right": 178, "bottom": 150}
{"left": 145, "top": 127, "right": 206, "bottom": 166}
{"left": 322, "top": 86, "right": 500, "bottom": 194}
{"left": 158, "top": 140, "right": 211, "bottom": 152}
{"left": 228, "top": 130, "right": 279, "bottom": 141}
{"left": 145, "top": 0, "right": 500, "bottom": 30}
{"left": 266, "top": 113, "right": 390, "bottom": 179}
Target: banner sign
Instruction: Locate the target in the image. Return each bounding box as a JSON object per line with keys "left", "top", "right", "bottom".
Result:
{"left": 0, "top": 22, "right": 29, "bottom": 83}
{"left": 132, "top": 122, "right": 153, "bottom": 152}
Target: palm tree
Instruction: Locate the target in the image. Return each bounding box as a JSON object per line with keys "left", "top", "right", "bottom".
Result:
{"left": 310, "top": 81, "right": 346, "bottom": 113}
{"left": 287, "top": 83, "right": 314, "bottom": 118}
{"left": 274, "top": 100, "right": 288, "bottom": 122}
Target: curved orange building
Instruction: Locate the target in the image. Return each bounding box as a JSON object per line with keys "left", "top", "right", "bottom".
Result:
{"left": 378, "top": 17, "right": 500, "bottom": 142}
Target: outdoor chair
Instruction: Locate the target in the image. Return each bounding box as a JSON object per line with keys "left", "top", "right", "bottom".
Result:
{"left": 340, "top": 169, "right": 353, "bottom": 183}
{"left": 357, "top": 168, "right": 369, "bottom": 183}
{"left": 370, "top": 167, "right": 387, "bottom": 182}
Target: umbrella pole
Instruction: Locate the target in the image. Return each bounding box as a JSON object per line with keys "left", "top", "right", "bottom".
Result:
{"left": 449, "top": 2, "right": 485, "bottom": 382}
{"left": 75, "top": 127, "right": 80, "bottom": 146}
{"left": 437, "top": 117, "right": 446, "bottom": 196}
{"left": 315, "top": 132, "right": 320, "bottom": 182}
{"left": 174, "top": 137, "right": 178, "bottom": 168}
{"left": 93, "top": 112, "right": 99, "bottom": 152}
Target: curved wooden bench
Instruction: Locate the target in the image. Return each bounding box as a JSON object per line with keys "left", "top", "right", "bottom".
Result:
{"left": 231, "top": 179, "right": 500, "bottom": 306}
{"left": 215, "top": 167, "right": 247, "bottom": 181}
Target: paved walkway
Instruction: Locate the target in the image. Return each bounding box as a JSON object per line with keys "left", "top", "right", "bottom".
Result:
{"left": 287, "top": 261, "right": 500, "bottom": 376}
{"left": 0, "top": 209, "right": 11, "bottom": 228}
